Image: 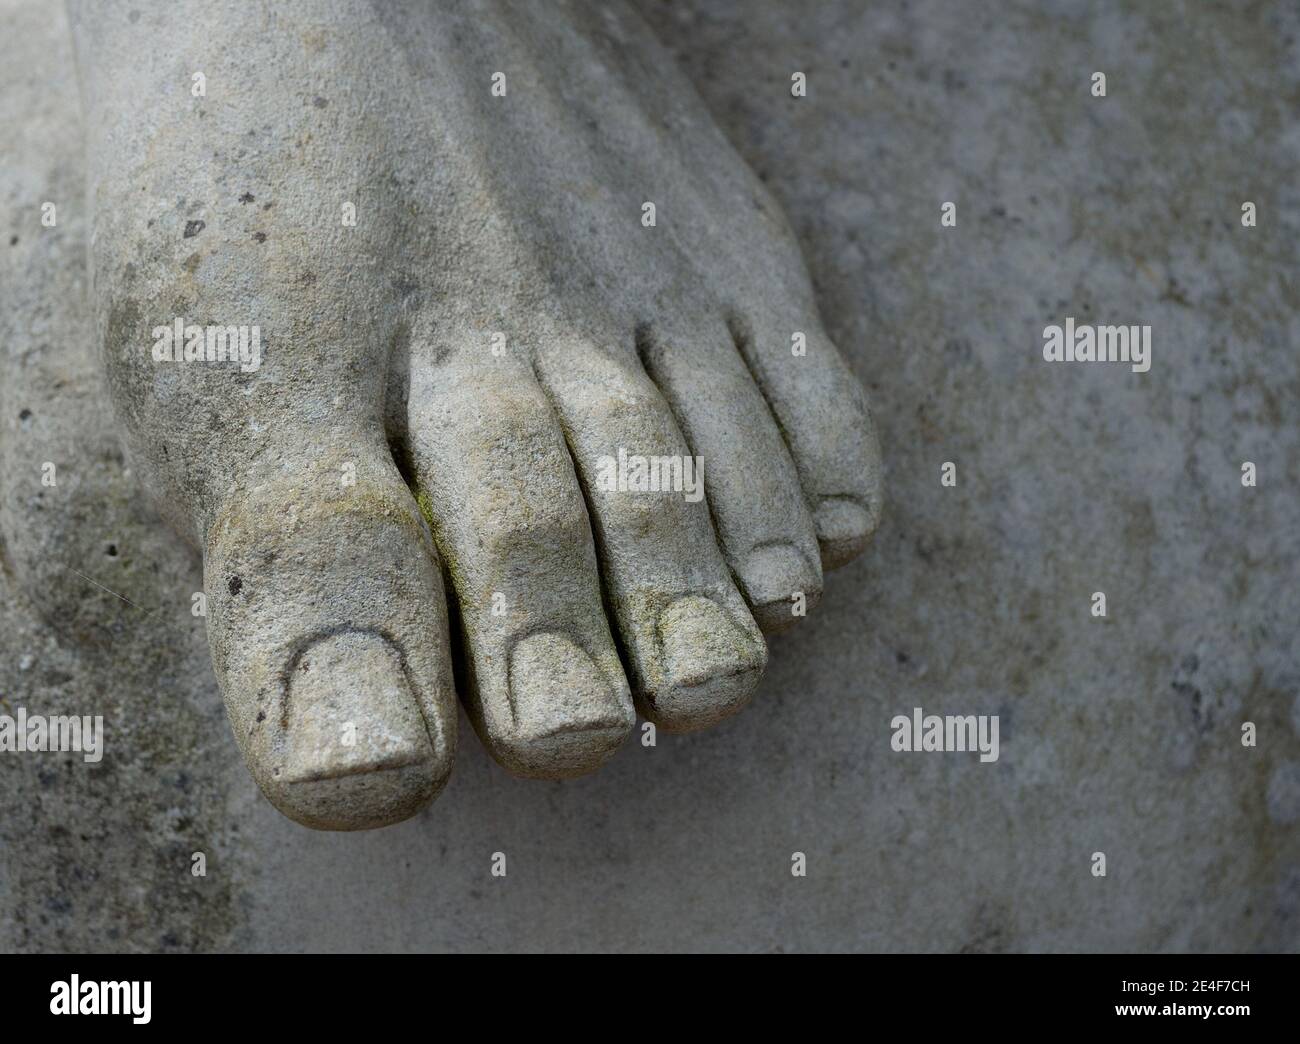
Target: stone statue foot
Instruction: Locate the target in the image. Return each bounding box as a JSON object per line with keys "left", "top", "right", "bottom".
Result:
{"left": 60, "top": 0, "right": 882, "bottom": 829}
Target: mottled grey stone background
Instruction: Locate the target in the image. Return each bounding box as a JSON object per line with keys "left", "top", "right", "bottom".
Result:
{"left": 1, "top": 0, "right": 1297, "bottom": 951}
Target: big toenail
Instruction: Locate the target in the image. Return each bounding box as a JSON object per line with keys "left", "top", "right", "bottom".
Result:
{"left": 506, "top": 632, "right": 630, "bottom": 740}
{"left": 282, "top": 632, "right": 433, "bottom": 784}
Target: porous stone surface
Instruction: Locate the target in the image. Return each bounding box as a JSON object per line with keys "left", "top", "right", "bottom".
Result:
{"left": 1, "top": 0, "right": 1297, "bottom": 950}
{"left": 57, "top": 0, "right": 880, "bottom": 823}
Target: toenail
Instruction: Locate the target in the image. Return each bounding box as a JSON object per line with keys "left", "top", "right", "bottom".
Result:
{"left": 813, "top": 496, "right": 879, "bottom": 567}
{"left": 649, "top": 595, "right": 766, "bottom": 730}
{"left": 506, "top": 632, "right": 632, "bottom": 742}
{"left": 737, "top": 542, "right": 819, "bottom": 610}
{"left": 282, "top": 632, "right": 434, "bottom": 784}
{"left": 813, "top": 496, "right": 874, "bottom": 541}
{"left": 657, "top": 596, "right": 764, "bottom": 688}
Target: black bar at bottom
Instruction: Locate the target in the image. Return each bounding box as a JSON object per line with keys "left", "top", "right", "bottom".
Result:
{"left": 0, "top": 955, "right": 1287, "bottom": 1030}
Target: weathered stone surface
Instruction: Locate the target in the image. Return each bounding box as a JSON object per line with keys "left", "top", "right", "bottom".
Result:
{"left": 1, "top": 0, "right": 1295, "bottom": 950}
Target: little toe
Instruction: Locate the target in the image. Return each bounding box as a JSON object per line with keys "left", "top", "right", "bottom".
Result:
{"left": 636, "top": 315, "right": 823, "bottom": 632}
{"left": 730, "top": 308, "right": 884, "bottom": 569}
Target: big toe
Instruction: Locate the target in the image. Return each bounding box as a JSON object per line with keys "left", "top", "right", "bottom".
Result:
{"left": 204, "top": 462, "right": 456, "bottom": 830}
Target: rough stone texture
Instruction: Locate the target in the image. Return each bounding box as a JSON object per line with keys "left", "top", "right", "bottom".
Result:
{"left": 2, "top": 0, "right": 1297, "bottom": 950}
{"left": 61, "top": 0, "right": 871, "bottom": 820}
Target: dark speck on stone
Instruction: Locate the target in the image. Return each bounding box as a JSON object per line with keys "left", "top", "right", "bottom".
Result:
{"left": 183, "top": 219, "right": 205, "bottom": 238}
{"left": 313, "top": 96, "right": 328, "bottom": 108}
{"left": 253, "top": 231, "right": 267, "bottom": 243}
{"left": 239, "top": 192, "right": 255, "bottom": 204}
{"left": 256, "top": 710, "right": 266, "bottom": 723}
{"left": 19, "top": 408, "right": 31, "bottom": 420}
{"left": 228, "top": 575, "right": 243, "bottom": 595}
{"left": 9, "top": 235, "right": 17, "bottom": 246}
{"left": 106, "top": 544, "right": 118, "bottom": 557}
